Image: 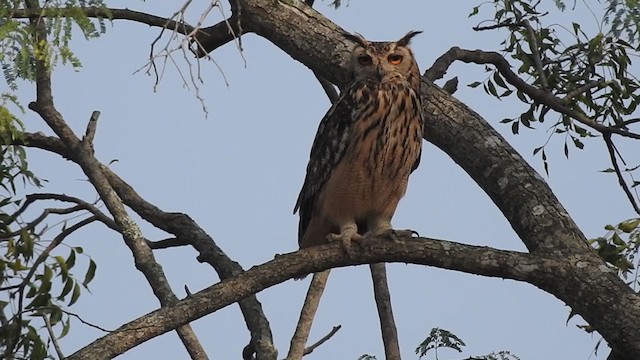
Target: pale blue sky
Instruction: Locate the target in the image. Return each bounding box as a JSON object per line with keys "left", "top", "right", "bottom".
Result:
{"left": 10, "top": 0, "right": 636, "bottom": 359}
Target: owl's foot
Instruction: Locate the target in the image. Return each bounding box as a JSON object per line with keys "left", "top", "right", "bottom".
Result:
{"left": 371, "top": 228, "right": 419, "bottom": 243}
{"left": 328, "top": 224, "right": 363, "bottom": 256}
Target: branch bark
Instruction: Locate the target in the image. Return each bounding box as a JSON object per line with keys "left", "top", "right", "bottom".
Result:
{"left": 286, "top": 270, "right": 331, "bottom": 360}
{"left": 370, "top": 263, "right": 401, "bottom": 360}
{"left": 66, "top": 237, "right": 559, "bottom": 359}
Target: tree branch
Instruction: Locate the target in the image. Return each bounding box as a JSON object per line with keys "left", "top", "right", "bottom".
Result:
{"left": 23, "top": 2, "right": 208, "bottom": 356}
{"left": 14, "top": 131, "right": 276, "bottom": 360}
{"left": 370, "top": 263, "right": 401, "bottom": 360}
{"left": 603, "top": 134, "right": 640, "bottom": 215}
{"left": 303, "top": 325, "right": 341, "bottom": 356}
{"left": 10, "top": 7, "right": 197, "bottom": 35}
{"left": 67, "top": 237, "right": 559, "bottom": 359}
{"left": 99, "top": 165, "right": 276, "bottom": 360}
{"left": 286, "top": 270, "right": 331, "bottom": 360}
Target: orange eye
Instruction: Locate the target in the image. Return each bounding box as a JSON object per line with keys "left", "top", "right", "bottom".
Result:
{"left": 388, "top": 54, "right": 403, "bottom": 65}
{"left": 358, "top": 55, "right": 373, "bottom": 65}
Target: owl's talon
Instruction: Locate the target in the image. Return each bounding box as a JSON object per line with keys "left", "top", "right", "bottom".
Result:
{"left": 328, "top": 226, "right": 363, "bottom": 256}
{"left": 373, "top": 229, "right": 418, "bottom": 243}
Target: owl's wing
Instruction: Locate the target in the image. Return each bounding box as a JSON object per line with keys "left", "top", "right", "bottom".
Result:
{"left": 294, "top": 87, "right": 357, "bottom": 241}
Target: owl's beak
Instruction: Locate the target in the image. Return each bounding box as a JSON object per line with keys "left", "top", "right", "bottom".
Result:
{"left": 375, "top": 64, "right": 385, "bottom": 81}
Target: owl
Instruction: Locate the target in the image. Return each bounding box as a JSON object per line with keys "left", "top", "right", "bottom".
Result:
{"left": 294, "top": 31, "right": 424, "bottom": 252}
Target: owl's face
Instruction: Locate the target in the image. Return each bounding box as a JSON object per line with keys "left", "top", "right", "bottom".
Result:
{"left": 347, "top": 31, "right": 421, "bottom": 84}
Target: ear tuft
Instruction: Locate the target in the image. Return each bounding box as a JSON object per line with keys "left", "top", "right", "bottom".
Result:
{"left": 396, "top": 30, "right": 422, "bottom": 47}
{"left": 343, "top": 31, "right": 369, "bottom": 47}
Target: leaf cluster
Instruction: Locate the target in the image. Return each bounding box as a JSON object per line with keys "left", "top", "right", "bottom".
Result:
{"left": 470, "top": 0, "right": 640, "bottom": 173}
{"left": 591, "top": 217, "right": 640, "bottom": 282}
{"left": 0, "top": 0, "right": 109, "bottom": 91}
{"left": 359, "top": 328, "right": 519, "bottom": 360}
{"left": 0, "top": 197, "right": 98, "bottom": 360}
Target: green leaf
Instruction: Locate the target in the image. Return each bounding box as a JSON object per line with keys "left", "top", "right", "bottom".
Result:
{"left": 59, "top": 318, "right": 71, "bottom": 339}
{"left": 66, "top": 248, "right": 76, "bottom": 269}
{"left": 468, "top": 6, "right": 479, "bottom": 17}
{"left": 83, "top": 259, "right": 97, "bottom": 287}
{"left": 468, "top": 81, "right": 482, "bottom": 88}
{"left": 511, "top": 121, "right": 519, "bottom": 134}
{"left": 59, "top": 277, "right": 74, "bottom": 300}
{"left": 493, "top": 71, "right": 508, "bottom": 89}
{"left": 68, "top": 283, "right": 81, "bottom": 306}
{"left": 572, "top": 137, "right": 584, "bottom": 149}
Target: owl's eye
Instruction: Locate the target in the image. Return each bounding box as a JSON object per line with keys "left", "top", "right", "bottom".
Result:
{"left": 388, "top": 54, "right": 403, "bottom": 65}
{"left": 357, "top": 55, "right": 373, "bottom": 65}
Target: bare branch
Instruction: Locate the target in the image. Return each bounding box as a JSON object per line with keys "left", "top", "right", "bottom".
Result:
{"left": 303, "top": 325, "right": 341, "bottom": 356}
{"left": 369, "top": 263, "right": 401, "bottom": 360}
{"left": 25, "top": 193, "right": 118, "bottom": 231}
{"left": 146, "top": 237, "right": 191, "bottom": 250}
{"left": 286, "top": 270, "right": 331, "bottom": 360}
{"left": 10, "top": 7, "right": 198, "bottom": 35}
{"left": 442, "top": 77, "right": 458, "bottom": 95}
{"left": 82, "top": 111, "right": 100, "bottom": 148}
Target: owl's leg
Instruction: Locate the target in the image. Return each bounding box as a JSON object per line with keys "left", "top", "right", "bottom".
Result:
{"left": 328, "top": 223, "right": 363, "bottom": 254}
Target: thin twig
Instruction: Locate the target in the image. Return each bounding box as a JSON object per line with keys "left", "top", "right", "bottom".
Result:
{"left": 563, "top": 80, "right": 606, "bottom": 103}
{"left": 473, "top": 20, "right": 524, "bottom": 31}
{"left": 286, "top": 270, "right": 331, "bottom": 360}
{"left": 522, "top": 19, "right": 548, "bottom": 90}
{"left": 370, "top": 263, "right": 401, "bottom": 360}
{"left": 603, "top": 134, "right": 640, "bottom": 215}
{"left": 22, "top": 307, "right": 113, "bottom": 333}
{"left": 41, "top": 314, "right": 65, "bottom": 360}
{"left": 303, "top": 325, "right": 341, "bottom": 355}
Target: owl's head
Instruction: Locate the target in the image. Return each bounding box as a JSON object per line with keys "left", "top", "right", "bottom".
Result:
{"left": 346, "top": 31, "right": 422, "bottom": 87}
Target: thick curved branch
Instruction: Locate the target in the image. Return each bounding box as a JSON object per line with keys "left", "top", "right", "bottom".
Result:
{"left": 67, "top": 237, "right": 558, "bottom": 359}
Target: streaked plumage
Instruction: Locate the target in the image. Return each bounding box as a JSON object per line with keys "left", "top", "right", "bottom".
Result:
{"left": 295, "top": 31, "right": 424, "bottom": 250}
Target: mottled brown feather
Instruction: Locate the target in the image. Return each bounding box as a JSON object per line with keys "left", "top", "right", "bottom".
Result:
{"left": 295, "top": 31, "right": 423, "bottom": 248}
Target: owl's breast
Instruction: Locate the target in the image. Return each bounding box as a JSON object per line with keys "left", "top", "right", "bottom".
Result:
{"left": 318, "top": 84, "right": 423, "bottom": 221}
